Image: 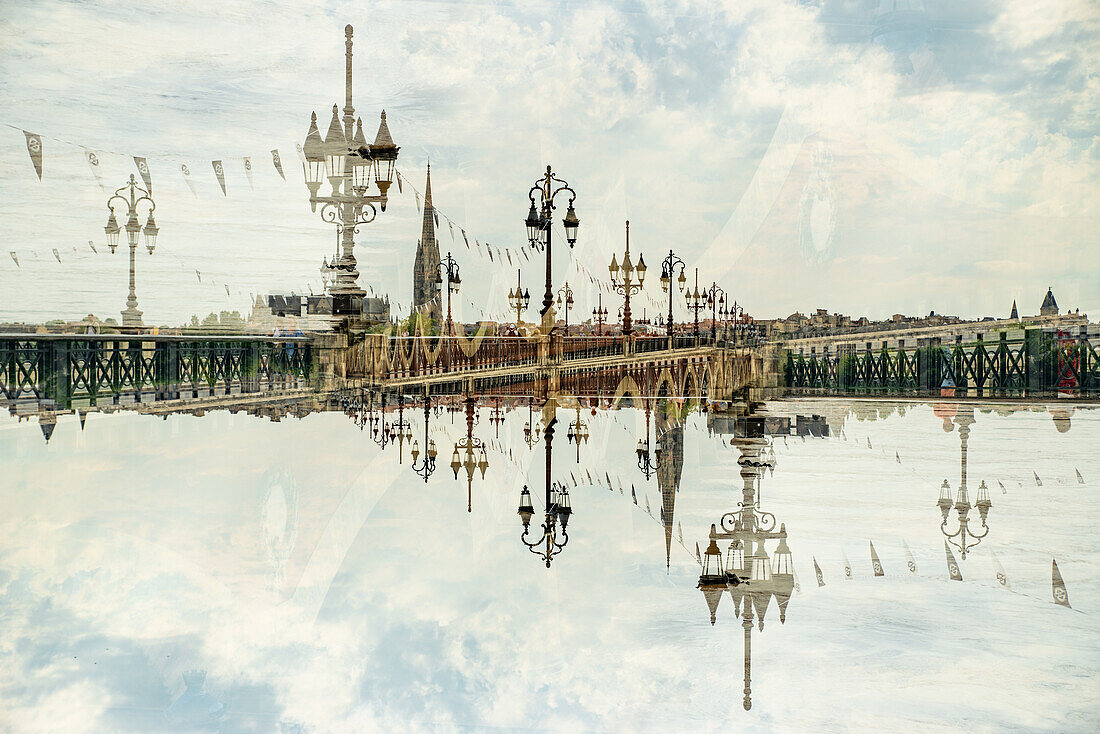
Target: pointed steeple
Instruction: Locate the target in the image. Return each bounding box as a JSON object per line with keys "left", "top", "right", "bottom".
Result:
{"left": 657, "top": 422, "right": 685, "bottom": 570}
{"left": 1010, "top": 299, "right": 1018, "bottom": 320}
{"left": 412, "top": 163, "right": 442, "bottom": 323}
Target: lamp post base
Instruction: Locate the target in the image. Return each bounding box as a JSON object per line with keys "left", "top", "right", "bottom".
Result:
{"left": 540, "top": 305, "right": 557, "bottom": 335}
{"left": 121, "top": 307, "right": 143, "bottom": 327}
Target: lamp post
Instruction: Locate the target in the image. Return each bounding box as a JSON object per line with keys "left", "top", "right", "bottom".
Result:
{"left": 411, "top": 396, "right": 437, "bottom": 483}
{"left": 103, "top": 174, "right": 158, "bottom": 327}
{"left": 517, "top": 413, "right": 572, "bottom": 568}
{"left": 699, "top": 429, "right": 791, "bottom": 712}
{"left": 436, "top": 251, "right": 461, "bottom": 337}
{"left": 488, "top": 397, "right": 505, "bottom": 438}
{"left": 659, "top": 250, "right": 688, "bottom": 338}
{"left": 608, "top": 221, "right": 646, "bottom": 336}
{"left": 592, "top": 293, "right": 608, "bottom": 336}
{"left": 301, "top": 25, "right": 399, "bottom": 316}
{"left": 705, "top": 282, "right": 727, "bottom": 343}
{"left": 508, "top": 269, "right": 531, "bottom": 327}
{"left": 556, "top": 282, "right": 574, "bottom": 334}
{"left": 451, "top": 395, "right": 489, "bottom": 512}
{"left": 523, "top": 397, "right": 541, "bottom": 448}
{"left": 525, "top": 166, "right": 579, "bottom": 333}
{"left": 566, "top": 403, "right": 589, "bottom": 463}
{"left": 937, "top": 409, "right": 990, "bottom": 559}
{"left": 685, "top": 268, "right": 706, "bottom": 342}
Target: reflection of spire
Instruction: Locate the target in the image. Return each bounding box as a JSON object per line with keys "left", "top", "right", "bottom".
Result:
{"left": 656, "top": 422, "right": 685, "bottom": 570}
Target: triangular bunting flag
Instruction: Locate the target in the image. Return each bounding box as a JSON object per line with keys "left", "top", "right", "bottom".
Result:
{"left": 869, "top": 541, "right": 884, "bottom": 577}
{"left": 133, "top": 156, "right": 153, "bottom": 192}
{"left": 1051, "top": 560, "right": 1070, "bottom": 607}
{"left": 990, "top": 549, "right": 1009, "bottom": 590}
{"left": 945, "top": 541, "right": 963, "bottom": 581}
{"left": 243, "top": 157, "right": 254, "bottom": 189}
{"left": 23, "top": 131, "right": 43, "bottom": 180}
{"left": 842, "top": 550, "right": 852, "bottom": 579}
{"left": 180, "top": 163, "right": 198, "bottom": 197}
{"left": 84, "top": 149, "right": 106, "bottom": 190}
{"left": 902, "top": 539, "right": 917, "bottom": 574}
{"left": 813, "top": 556, "right": 825, "bottom": 586}
{"left": 212, "top": 160, "right": 227, "bottom": 195}
{"left": 271, "top": 149, "right": 285, "bottom": 180}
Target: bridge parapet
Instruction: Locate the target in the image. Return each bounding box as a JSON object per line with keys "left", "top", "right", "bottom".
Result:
{"left": 1, "top": 333, "right": 313, "bottom": 410}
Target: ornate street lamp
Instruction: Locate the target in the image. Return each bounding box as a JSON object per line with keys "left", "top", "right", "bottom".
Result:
{"left": 103, "top": 174, "right": 157, "bottom": 327}
{"left": 302, "top": 25, "right": 400, "bottom": 315}
{"left": 436, "top": 251, "right": 461, "bottom": 337}
{"left": 609, "top": 221, "right": 646, "bottom": 336}
{"left": 556, "top": 282, "right": 575, "bottom": 334}
{"left": 659, "top": 250, "right": 687, "bottom": 338}
{"left": 452, "top": 395, "right": 489, "bottom": 512}
{"left": 525, "top": 166, "right": 579, "bottom": 332}
{"left": 592, "top": 293, "right": 608, "bottom": 336}
{"left": 508, "top": 268, "right": 531, "bottom": 327}
{"left": 523, "top": 397, "right": 541, "bottom": 448}
{"left": 411, "top": 396, "right": 438, "bottom": 483}
{"left": 686, "top": 268, "right": 706, "bottom": 341}
{"left": 518, "top": 414, "right": 572, "bottom": 568}
{"left": 705, "top": 282, "right": 727, "bottom": 343}
{"left": 488, "top": 397, "right": 505, "bottom": 437}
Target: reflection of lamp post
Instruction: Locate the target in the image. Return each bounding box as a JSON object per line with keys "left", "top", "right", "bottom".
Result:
{"left": 556, "top": 282, "right": 574, "bottom": 333}
{"left": 636, "top": 401, "right": 664, "bottom": 480}
{"left": 523, "top": 398, "right": 541, "bottom": 448}
{"left": 508, "top": 269, "right": 531, "bottom": 327}
{"left": 686, "top": 268, "right": 706, "bottom": 341}
{"left": 411, "top": 396, "right": 437, "bottom": 483}
{"left": 699, "top": 431, "right": 790, "bottom": 712}
{"left": 488, "top": 397, "right": 505, "bottom": 437}
{"left": 525, "top": 165, "right": 579, "bottom": 332}
{"left": 937, "top": 409, "right": 990, "bottom": 559}
{"left": 518, "top": 416, "right": 572, "bottom": 568}
{"left": 608, "top": 221, "right": 646, "bottom": 336}
{"left": 659, "top": 249, "right": 688, "bottom": 338}
{"left": 452, "top": 396, "right": 489, "bottom": 513}
{"left": 592, "top": 293, "right": 608, "bottom": 336}
{"left": 566, "top": 403, "right": 589, "bottom": 463}
{"left": 301, "top": 25, "right": 399, "bottom": 314}
{"left": 103, "top": 174, "right": 158, "bottom": 327}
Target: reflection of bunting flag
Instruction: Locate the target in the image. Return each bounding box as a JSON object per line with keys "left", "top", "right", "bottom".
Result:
{"left": 869, "top": 541, "right": 884, "bottom": 576}
{"left": 195, "top": 270, "right": 202, "bottom": 282}
{"left": 991, "top": 549, "right": 1009, "bottom": 590}
{"left": 10, "top": 252, "right": 18, "bottom": 267}
{"left": 84, "top": 149, "right": 106, "bottom": 190}
{"left": 133, "top": 156, "right": 153, "bottom": 192}
{"left": 1033, "top": 471, "right": 1042, "bottom": 486}
{"left": 462, "top": 230, "right": 469, "bottom": 247}
{"left": 813, "top": 556, "right": 825, "bottom": 586}
{"left": 415, "top": 193, "right": 421, "bottom": 212}
{"left": 488, "top": 248, "right": 494, "bottom": 263}
{"left": 644, "top": 496, "right": 651, "bottom": 514}
{"left": 225, "top": 284, "right": 231, "bottom": 296}
{"left": 1052, "top": 560, "right": 1070, "bottom": 607}
{"left": 51, "top": 248, "right": 61, "bottom": 263}
{"left": 902, "top": 539, "right": 917, "bottom": 574}
{"left": 88, "top": 240, "right": 97, "bottom": 254}
{"left": 677, "top": 521, "right": 683, "bottom": 544}
{"left": 271, "top": 149, "right": 285, "bottom": 180}
{"left": 23, "top": 131, "right": 43, "bottom": 180}
{"left": 294, "top": 142, "right": 306, "bottom": 165}
{"left": 695, "top": 542, "right": 701, "bottom": 564}
{"left": 180, "top": 163, "right": 198, "bottom": 197}
{"left": 945, "top": 541, "right": 963, "bottom": 581}
{"left": 631, "top": 487, "right": 637, "bottom": 505}
{"left": 448, "top": 221, "right": 454, "bottom": 241}
{"left": 842, "top": 549, "right": 852, "bottom": 579}
{"left": 793, "top": 568, "right": 801, "bottom": 593}
{"left": 243, "top": 157, "right": 254, "bottom": 189}
{"left": 396, "top": 172, "right": 402, "bottom": 193}
{"left": 434, "top": 210, "right": 439, "bottom": 227}
{"left": 1076, "top": 468, "right": 1084, "bottom": 484}
{"left": 507, "top": 251, "right": 513, "bottom": 266}
{"left": 212, "top": 160, "right": 227, "bottom": 195}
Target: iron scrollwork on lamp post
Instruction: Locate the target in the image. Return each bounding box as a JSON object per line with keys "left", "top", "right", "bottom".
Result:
{"left": 517, "top": 415, "right": 572, "bottom": 568}
{"left": 686, "top": 268, "right": 706, "bottom": 342}
{"left": 525, "top": 166, "right": 579, "bottom": 332}
{"left": 608, "top": 221, "right": 646, "bottom": 336}
{"left": 556, "top": 282, "right": 575, "bottom": 334}
{"left": 103, "top": 174, "right": 158, "bottom": 327}
{"left": 451, "top": 396, "right": 489, "bottom": 512}
{"left": 301, "top": 25, "right": 399, "bottom": 316}
{"left": 508, "top": 269, "right": 531, "bottom": 327}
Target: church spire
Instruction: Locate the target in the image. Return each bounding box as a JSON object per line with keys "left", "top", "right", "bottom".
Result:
{"left": 413, "top": 163, "right": 442, "bottom": 322}
{"left": 1010, "top": 299, "right": 1018, "bottom": 320}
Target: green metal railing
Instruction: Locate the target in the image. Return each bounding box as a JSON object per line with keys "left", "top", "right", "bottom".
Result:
{"left": 1, "top": 334, "right": 313, "bottom": 409}
{"left": 784, "top": 330, "right": 1098, "bottom": 398}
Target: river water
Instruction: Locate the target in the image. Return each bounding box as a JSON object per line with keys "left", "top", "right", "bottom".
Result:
{"left": 1, "top": 398, "right": 1097, "bottom": 732}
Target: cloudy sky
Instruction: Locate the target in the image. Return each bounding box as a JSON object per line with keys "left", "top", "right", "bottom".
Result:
{"left": 0, "top": 0, "right": 1097, "bottom": 324}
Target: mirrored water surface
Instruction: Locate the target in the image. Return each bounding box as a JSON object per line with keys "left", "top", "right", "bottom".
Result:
{"left": 2, "top": 397, "right": 1098, "bottom": 732}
